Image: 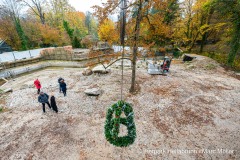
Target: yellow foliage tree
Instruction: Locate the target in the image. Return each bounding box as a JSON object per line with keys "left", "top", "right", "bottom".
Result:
{"left": 65, "top": 11, "right": 88, "bottom": 38}
{"left": 98, "top": 19, "right": 118, "bottom": 45}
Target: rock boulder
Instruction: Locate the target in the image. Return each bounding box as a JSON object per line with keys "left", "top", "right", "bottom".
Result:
{"left": 92, "top": 65, "right": 110, "bottom": 74}
{"left": 82, "top": 68, "right": 93, "bottom": 76}
{"left": 84, "top": 88, "right": 102, "bottom": 96}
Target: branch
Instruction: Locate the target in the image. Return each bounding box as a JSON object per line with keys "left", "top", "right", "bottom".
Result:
{"left": 144, "top": 14, "right": 155, "bottom": 30}
{"left": 99, "top": 57, "right": 132, "bottom": 70}
{"left": 21, "top": 0, "right": 41, "bottom": 17}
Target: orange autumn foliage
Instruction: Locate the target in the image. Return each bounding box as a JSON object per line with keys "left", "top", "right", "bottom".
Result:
{"left": 98, "top": 19, "right": 119, "bottom": 45}
{"left": 0, "top": 18, "right": 21, "bottom": 50}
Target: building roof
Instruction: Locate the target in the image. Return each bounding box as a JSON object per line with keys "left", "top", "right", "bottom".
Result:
{"left": 0, "top": 39, "right": 5, "bottom": 46}
{"left": 0, "top": 39, "right": 13, "bottom": 54}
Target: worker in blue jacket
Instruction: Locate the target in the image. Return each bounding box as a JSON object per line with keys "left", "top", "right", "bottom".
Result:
{"left": 38, "top": 92, "right": 51, "bottom": 113}
{"left": 60, "top": 80, "right": 67, "bottom": 97}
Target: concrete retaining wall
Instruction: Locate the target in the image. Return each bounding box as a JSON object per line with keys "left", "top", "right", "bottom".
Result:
{"left": 40, "top": 47, "right": 73, "bottom": 61}
{"left": 0, "top": 47, "right": 117, "bottom": 78}
{"left": 2, "top": 57, "right": 42, "bottom": 69}
{"left": 0, "top": 61, "right": 84, "bottom": 78}
{"left": 0, "top": 56, "right": 116, "bottom": 78}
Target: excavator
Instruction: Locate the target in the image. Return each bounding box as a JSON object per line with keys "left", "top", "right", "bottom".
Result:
{"left": 147, "top": 56, "right": 172, "bottom": 75}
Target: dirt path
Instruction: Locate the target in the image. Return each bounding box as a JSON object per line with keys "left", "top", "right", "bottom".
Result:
{"left": 0, "top": 57, "right": 240, "bottom": 160}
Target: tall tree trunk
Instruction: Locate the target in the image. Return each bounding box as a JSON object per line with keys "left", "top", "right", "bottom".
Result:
{"left": 199, "top": 8, "right": 214, "bottom": 53}
{"left": 228, "top": 22, "right": 240, "bottom": 66}
{"left": 129, "top": 0, "right": 142, "bottom": 93}
{"left": 38, "top": 10, "right": 45, "bottom": 24}
{"left": 188, "top": 14, "right": 205, "bottom": 52}
{"left": 186, "top": 17, "right": 191, "bottom": 39}
{"left": 21, "top": 0, "right": 45, "bottom": 24}
{"left": 200, "top": 33, "right": 207, "bottom": 53}
{"left": 188, "top": 31, "right": 199, "bottom": 52}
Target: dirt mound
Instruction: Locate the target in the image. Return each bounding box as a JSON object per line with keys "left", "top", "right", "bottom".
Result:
{"left": 184, "top": 55, "right": 225, "bottom": 73}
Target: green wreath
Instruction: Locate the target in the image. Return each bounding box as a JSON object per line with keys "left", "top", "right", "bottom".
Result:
{"left": 104, "top": 100, "right": 136, "bottom": 147}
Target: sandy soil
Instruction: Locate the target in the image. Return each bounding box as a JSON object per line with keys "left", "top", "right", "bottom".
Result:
{"left": 0, "top": 56, "right": 240, "bottom": 160}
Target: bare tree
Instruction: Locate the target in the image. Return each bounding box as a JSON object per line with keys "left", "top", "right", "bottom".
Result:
{"left": 92, "top": 0, "right": 147, "bottom": 93}
{"left": 0, "top": 0, "right": 28, "bottom": 50}
{"left": 129, "top": 0, "right": 143, "bottom": 93}
{"left": 47, "top": 0, "right": 75, "bottom": 26}
{"left": 0, "top": 0, "right": 22, "bottom": 19}
{"left": 18, "top": 0, "right": 46, "bottom": 24}
{"left": 182, "top": 0, "right": 195, "bottom": 40}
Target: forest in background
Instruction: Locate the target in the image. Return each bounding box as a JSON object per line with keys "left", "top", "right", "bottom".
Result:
{"left": 0, "top": 0, "right": 239, "bottom": 70}
{"left": 0, "top": 0, "right": 99, "bottom": 50}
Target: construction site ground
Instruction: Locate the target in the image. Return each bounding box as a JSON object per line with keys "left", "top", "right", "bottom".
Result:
{"left": 0, "top": 55, "right": 239, "bottom": 160}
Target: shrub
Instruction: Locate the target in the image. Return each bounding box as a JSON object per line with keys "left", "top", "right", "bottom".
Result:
{"left": 200, "top": 52, "right": 240, "bottom": 71}
{"left": 159, "top": 47, "right": 166, "bottom": 53}
{"left": 81, "top": 35, "right": 97, "bottom": 49}
{"left": 173, "top": 49, "right": 182, "bottom": 58}
{"left": 233, "top": 57, "right": 240, "bottom": 71}
{"left": 205, "top": 64, "right": 217, "bottom": 70}
{"left": 72, "top": 36, "right": 82, "bottom": 48}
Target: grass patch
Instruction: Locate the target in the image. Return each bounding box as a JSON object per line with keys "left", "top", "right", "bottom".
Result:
{"left": 200, "top": 52, "right": 240, "bottom": 71}
{"left": 205, "top": 64, "right": 217, "bottom": 70}
{"left": 184, "top": 61, "right": 192, "bottom": 65}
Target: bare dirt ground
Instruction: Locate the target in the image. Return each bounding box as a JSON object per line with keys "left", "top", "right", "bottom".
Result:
{"left": 0, "top": 56, "right": 240, "bottom": 160}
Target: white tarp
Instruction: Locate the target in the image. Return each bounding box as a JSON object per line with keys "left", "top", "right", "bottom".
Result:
{"left": 0, "top": 48, "right": 46, "bottom": 62}
{"left": 148, "top": 63, "right": 163, "bottom": 75}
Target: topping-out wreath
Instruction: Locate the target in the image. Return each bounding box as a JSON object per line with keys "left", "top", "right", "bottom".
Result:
{"left": 104, "top": 101, "right": 136, "bottom": 147}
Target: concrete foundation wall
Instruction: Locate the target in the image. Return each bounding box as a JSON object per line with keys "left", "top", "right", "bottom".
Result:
{"left": 0, "top": 61, "right": 84, "bottom": 78}
{"left": 2, "top": 57, "right": 42, "bottom": 69}
{"left": 40, "top": 47, "right": 73, "bottom": 61}
{"left": 0, "top": 47, "right": 117, "bottom": 78}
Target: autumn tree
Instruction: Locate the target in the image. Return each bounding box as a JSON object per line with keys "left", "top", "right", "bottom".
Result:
{"left": 174, "top": 0, "right": 219, "bottom": 52}
{"left": 46, "top": 0, "right": 75, "bottom": 27}
{"left": 184, "top": 0, "right": 217, "bottom": 52}
{"left": 213, "top": 0, "right": 240, "bottom": 66}
{"left": 84, "top": 11, "right": 99, "bottom": 39}
{"left": 0, "top": 0, "right": 28, "bottom": 50}
{"left": 85, "top": 11, "right": 92, "bottom": 34}
{"left": 0, "top": 0, "right": 97, "bottom": 50}
{"left": 0, "top": 17, "right": 21, "bottom": 50}
{"left": 136, "top": 0, "right": 179, "bottom": 46}
{"left": 93, "top": 0, "right": 145, "bottom": 93}
{"left": 93, "top": 0, "right": 180, "bottom": 93}
{"left": 182, "top": 0, "right": 195, "bottom": 45}
{"left": 81, "top": 35, "right": 97, "bottom": 49}
{"left": 39, "top": 24, "right": 63, "bottom": 47}
{"left": 19, "top": 0, "right": 46, "bottom": 24}
{"left": 98, "top": 18, "right": 118, "bottom": 45}
{"left": 195, "top": 0, "right": 214, "bottom": 52}
{"left": 66, "top": 11, "right": 88, "bottom": 39}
